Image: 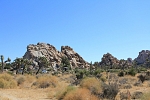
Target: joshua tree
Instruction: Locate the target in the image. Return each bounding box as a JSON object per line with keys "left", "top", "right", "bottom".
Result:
{"left": 22, "top": 59, "right": 31, "bottom": 75}
{"left": 14, "top": 58, "right": 23, "bottom": 74}
{"left": 93, "top": 61, "right": 100, "bottom": 70}
{"left": 36, "top": 57, "right": 49, "bottom": 75}
{"left": 0, "top": 55, "right": 4, "bottom": 72}
{"left": 5, "top": 57, "right": 11, "bottom": 63}
{"left": 4, "top": 57, "right": 11, "bottom": 70}
{"left": 61, "top": 56, "right": 71, "bottom": 72}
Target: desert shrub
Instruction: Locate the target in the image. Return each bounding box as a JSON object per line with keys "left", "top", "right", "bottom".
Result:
{"left": 80, "top": 77, "right": 102, "bottom": 95}
{"left": 134, "top": 80, "right": 142, "bottom": 87}
{"left": 118, "top": 71, "right": 124, "bottom": 77}
{"left": 131, "top": 91, "right": 143, "bottom": 99}
{"left": 56, "top": 86, "right": 76, "bottom": 100}
{"left": 108, "top": 69, "right": 120, "bottom": 73}
{"left": 138, "top": 73, "right": 150, "bottom": 83}
{"left": 82, "top": 69, "right": 90, "bottom": 76}
{"left": 109, "top": 73, "right": 118, "bottom": 79}
{"left": 102, "top": 82, "right": 119, "bottom": 100}
{"left": 16, "top": 75, "right": 36, "bottom": 88}
{"left": 146, "top": 71, "right": 150, "bottom": 76}
{"left": 0, "top": 73, "right": 17, "bottom": 89}
{"left": 138, "top": 67, "right": 147, "bottom": 72}
{"left": 141, "top": 91, "right": 150, "bottom": 100}
{"left": 76, "top": 70, "right": 84, "bottom": 79}
{"left": 100, "top": 76, "right": 106, "bottom": 82}
{"left": 17, "top": 76, "right": 25, "bottom": 85}
{"left": 63, "top": 88, "right": 98, "bottom": 100}
{"left": 145, "top": 75, "right": 150, "bottom": 80}
{"left": 119, "top": 78, "right": 128, "bottom": 84}
{"left": 93, "top": 69, "right": 102, "bottom": 76}
{"left": 120, "top": 92, "right": 128, "bottom": 100}
{"left": 128, "top": 68, "right": 137, "bottom": 76}
{"left": 138, "top": 74, "right": 146, "bottom": 83}
{"left": 33, "top": 75, "right": 58, "bottom": 88}
{"left": 25, "top": 75, "right": 36, "bottom": 83}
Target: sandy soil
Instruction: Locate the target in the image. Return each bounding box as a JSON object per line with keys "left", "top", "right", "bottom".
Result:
{"left": 0, "top": 88, "right": 52, "bottom": 100}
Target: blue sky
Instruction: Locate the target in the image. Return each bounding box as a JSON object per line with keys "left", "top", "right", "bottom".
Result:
{"left": 0, "top": 0, "right": 150, "bottom": 62}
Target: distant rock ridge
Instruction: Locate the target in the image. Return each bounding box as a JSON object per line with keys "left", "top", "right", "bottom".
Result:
{"left": 100, "top": 53, "right": 133, "bottom": 68}
{"left": 135, "top": 50, "right": 150, "bottom": 64}
{"left": 23, "top": 42, "right": 150, "bottom": 69}
{"left": 23, "top": 42, "right": 89, "bottom": 69}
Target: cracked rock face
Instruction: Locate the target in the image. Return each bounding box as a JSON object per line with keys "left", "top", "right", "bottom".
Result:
{"left": 23, "top": 43, "right": 89, "bottom": 68}
{"left": 135, "top": 50, "right": 150, "bottom": 64}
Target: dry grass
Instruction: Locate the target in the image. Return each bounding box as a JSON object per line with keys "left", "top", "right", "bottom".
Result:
{"left": 141, "top": 91, "right": 150, "bottom": 100}
{"left": 33, "top": 75, "right": 58, "bottom": 88}
{"left": 63, "top": 88, "right": 99, "bottom": 100}
{"left": 80, "top": 77, "right": 102, "bottom": 94}
{"left": 17, "top": 76, "right": 25, "bottom": 86}
{"left": 55, "top": 86, "right": 76, "bottom": 100}
{"left": 25, "top": 74, "right": 36, "bottom": 83}
{"left": 0, "top": 73, "right": 17, "bottom": 89}
{"left": 15, "top": 74, "right": 36, "bottom": 88}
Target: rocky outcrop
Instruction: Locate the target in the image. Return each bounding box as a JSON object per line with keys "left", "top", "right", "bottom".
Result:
{"left": 100, "top": 53, "right": 133, "bottom": 68}
{"left": 135, "top": 50, "right": 150, "bottom": 64}
{"left": 23, "top": 43, "right": 89, "bottom": 69}
{"left": 23, "top": 43, "right": 63, "bottom": 64}
{"left": 61, "top": 46, "right": 89, "bottom": 68}
{"left": 127, "top": 58, "right": 133, "bottom": 64}
{"left": 100, "top": 53, "right": 120, "bottom": 68}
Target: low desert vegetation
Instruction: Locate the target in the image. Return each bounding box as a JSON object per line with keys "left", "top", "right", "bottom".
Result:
{"left": 0, "top": 55, "right": 150, "bottom": 99}
{"left": 141, "top": 91, "right": 150, "bottom": 100}
{"left": 33, "top": 75, "right": 58, "bottom": 88}
{"left": 55, "top": 86, "right": 76, "bottom": 100}
{"left": 80, "top": 77, "right": 102, "bottom": 95}
{"left": 0, "top": 73, "right": 17, "bottom": 89}
{"left": 63, "top": 88, "right": 98, "bottom": 100}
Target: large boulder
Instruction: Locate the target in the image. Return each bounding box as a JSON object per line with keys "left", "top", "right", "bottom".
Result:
{"left": 23, "top": 43, "right": 63, "bottom": 64}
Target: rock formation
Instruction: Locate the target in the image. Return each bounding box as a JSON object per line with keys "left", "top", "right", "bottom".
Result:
{"left": 100, "top": 53, "right": 133, "bottom": 68}
{"left": 135, "top": 50, "right": 150, "bottom": 64}
{"left": 23, "top": 43, "right": 89, "bottom": 69}
{"left": 100, "top": 53, "right": 120, "bottom": 68}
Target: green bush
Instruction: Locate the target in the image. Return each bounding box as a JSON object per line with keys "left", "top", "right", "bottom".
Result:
{"left": 102, "top": 82, "right": 119, "bottom": 99}
{"left": 128, "top": 68, "right": 137, "bottom": 76}
{"left": 93, "top": 69, "right": 102, "bottom": 76}
{"left": 118, "top": 71, "right": 124, "bottom": 77}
